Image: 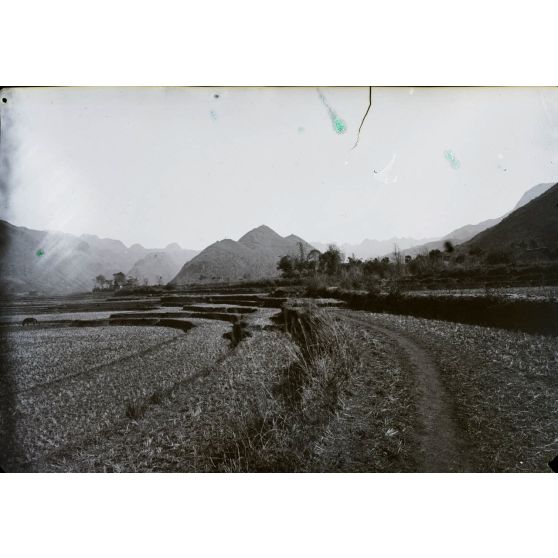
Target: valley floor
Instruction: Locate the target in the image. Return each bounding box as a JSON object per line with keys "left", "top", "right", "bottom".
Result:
{"left": 1, "top": 292, "right": 556, "bottom": 472}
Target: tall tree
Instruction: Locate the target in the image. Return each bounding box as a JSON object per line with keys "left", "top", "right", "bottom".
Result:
{"left": 113, "top": 272, "right": 126, "bottom": 287}
{"left": 319, "top": 245, "right": 343, "bottom": 275}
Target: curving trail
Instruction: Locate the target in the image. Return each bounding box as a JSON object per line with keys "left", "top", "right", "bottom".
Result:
{"left": 344, "top": 313, "right": 471, "bottom": 472}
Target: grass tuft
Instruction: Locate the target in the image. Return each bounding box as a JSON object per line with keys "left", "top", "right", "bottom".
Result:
{"left": 125, "top": 400, "right": 147, "bottom": 420}
{"left": 149, "top": 390, "right": 164, "bottom": 405}
{"left": 192, "top": 306, "right": 362, "bottom": 471}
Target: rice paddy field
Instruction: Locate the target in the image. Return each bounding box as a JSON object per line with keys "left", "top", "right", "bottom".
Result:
{"left": 338, "top": 311, "right": 558, "bottom": 472}
{"left": 0, "top": 287, "right": 556, "bottom": 472}
{"left": 405, "top": 285, "right": 558, "bottom": 301}
{"left": 1, "top": 322, "right": 230, "bottom": 468}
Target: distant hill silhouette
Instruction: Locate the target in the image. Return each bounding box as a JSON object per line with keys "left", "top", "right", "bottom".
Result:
{"left": 312, "top": 236, "right": 437, "bottom": 260}
{"left": 463, "top": 182, "right": 558, "bottom": 261}
{"left": 127, "top": 252, "right": 184, "bottom": 285}
{"left": 311, "top": 183, "right": 556, "bottom": 260}
{"left": 0, "top": 220, "right": 197, "bottom": 294}
{"left": 399, "top": 182, "right": 556, "bottom": 258}
{"left": 170, "top": 225, "right": 316, "bottom": 285}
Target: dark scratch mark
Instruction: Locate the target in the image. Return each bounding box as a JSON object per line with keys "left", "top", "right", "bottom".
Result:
{"left": 352, "top": 86, "right": 372, "bottom": 149}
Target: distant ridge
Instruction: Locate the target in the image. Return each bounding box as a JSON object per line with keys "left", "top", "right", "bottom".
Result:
{"left": 513, "top": 183, "right": 556, "bottom": 210}
{"left": 127, "top": 252, "right": 184, "bottom": 285}
{"left": 170, "top": 225, "right": 317, "bottom": 285}
{"left": 312, "top": 237, "right": 438, "bottom": 260}
{"left": 398, "top": 182, "right": 556, "bottom": 258}
{"left": 0, "top": 220, "right": 198, "bottom": 294}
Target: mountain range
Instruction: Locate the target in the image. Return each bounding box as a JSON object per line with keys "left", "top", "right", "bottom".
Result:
{"left": 397, "top": 183, "right": 556, "bottom": 258}
{"left": 311, "top": 237, "right": 438, "bottom": 260}
{"left": 1, "top": 182, "right": 556, "bottom": 294}
{"left": 0, "top": 221, "right": 197, "bottom": 294}
{"left": 313, "top": 183, "right": 555, "bottom": 261}
{"left": 170, "top": 225, "right": 316, "bottom": 285}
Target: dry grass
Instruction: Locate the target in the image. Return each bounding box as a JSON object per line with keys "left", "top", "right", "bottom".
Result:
{"left": 1, "top": 323, "right": 230, "bottom": 469}
{"left": 369, "top": 313, "right": 558, "bottom": 472}
{"left": 5, "top": 305, "right": 419, "bottom": 472}
{"left": 310, "top": 317, "right": 417, "bottom": 472}
{"left": 233, "top": 307, "right": 418, "bottom": 472}
{"left": 125, "top": 400, "right": 147, "bottom": 420}
{"left": 0, "top": 326, "right": 184, "bottom": 392}
{"left": 190, "top": 307, "right": 362, "bottom": 472}
{"left": 38, "top": 308, "right": 371, "bottom": 472}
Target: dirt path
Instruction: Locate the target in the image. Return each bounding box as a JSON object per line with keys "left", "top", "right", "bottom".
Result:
{"left": 344, "top": 312, "right": 471, "bottom": 472}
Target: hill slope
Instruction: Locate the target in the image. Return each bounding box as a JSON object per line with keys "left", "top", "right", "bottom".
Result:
{"left": 399, "top": 182, "right": 556, "bottom": 258}
{"left": 464, "top": 182, "right": 558, "bottom": 261}
{"left": 512, "top": 182, "right": 555, "bottom": 210}
{"left": 170, "top": 225, "right": 317, "bottom": 285}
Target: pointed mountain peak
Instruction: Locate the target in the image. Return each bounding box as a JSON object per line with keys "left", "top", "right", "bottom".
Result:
{"left": 243, "top": 224, "right": 279, "bottom": 236}
{"left": 238, "top": 225, "right": 284, "bottom": 248}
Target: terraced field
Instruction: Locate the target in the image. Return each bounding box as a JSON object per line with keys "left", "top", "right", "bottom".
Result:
{"left": 0, "top": 289, "right": 341, "bottom": 470}
{"left": 1, "top": 288, "right": 556, "bottom": 472}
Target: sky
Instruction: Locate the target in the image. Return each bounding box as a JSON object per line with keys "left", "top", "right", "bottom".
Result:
{"left": 1, "top": 87, "right": 557, "bottom": 250}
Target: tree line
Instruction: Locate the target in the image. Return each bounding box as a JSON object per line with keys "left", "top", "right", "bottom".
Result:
{"left": 276, "top": 241, "right": 529, "bottom": 291}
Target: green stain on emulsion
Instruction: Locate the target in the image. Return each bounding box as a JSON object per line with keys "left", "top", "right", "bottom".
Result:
{"left": 36, "top": 248, "right": 45, "bottom": 257}
{"left": 444, "top": 150, "right": 460, "bottom": 169}
{"left": 317, "top": 89, "right": 347, "bottom": 135}
{"left": 333, "top": 117, "right": 347, "bottom": 134}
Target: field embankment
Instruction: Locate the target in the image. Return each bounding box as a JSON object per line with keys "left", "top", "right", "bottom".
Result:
{"left": 309, "top": 288, "right": 558, "bottom": 335}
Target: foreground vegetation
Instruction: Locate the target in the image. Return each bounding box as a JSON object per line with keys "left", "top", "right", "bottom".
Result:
{"left": 272, "top": 244, "right": 558, "bottom": 335}
{"left": 364, "top": 313, "right": 558, "bottom": 472}
{"left": 1, "top": 305, "right": 416, "bottom": 472}
{"left": 0, "top": 322, "right": 229, "bottom": 468}
{"left": 2, "top": 286, "right": 556, "bottom": 472}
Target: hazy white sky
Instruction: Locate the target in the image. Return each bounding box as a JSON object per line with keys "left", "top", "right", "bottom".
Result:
{"left": 1, "top": 87, "right": 557, "bottom": 249}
